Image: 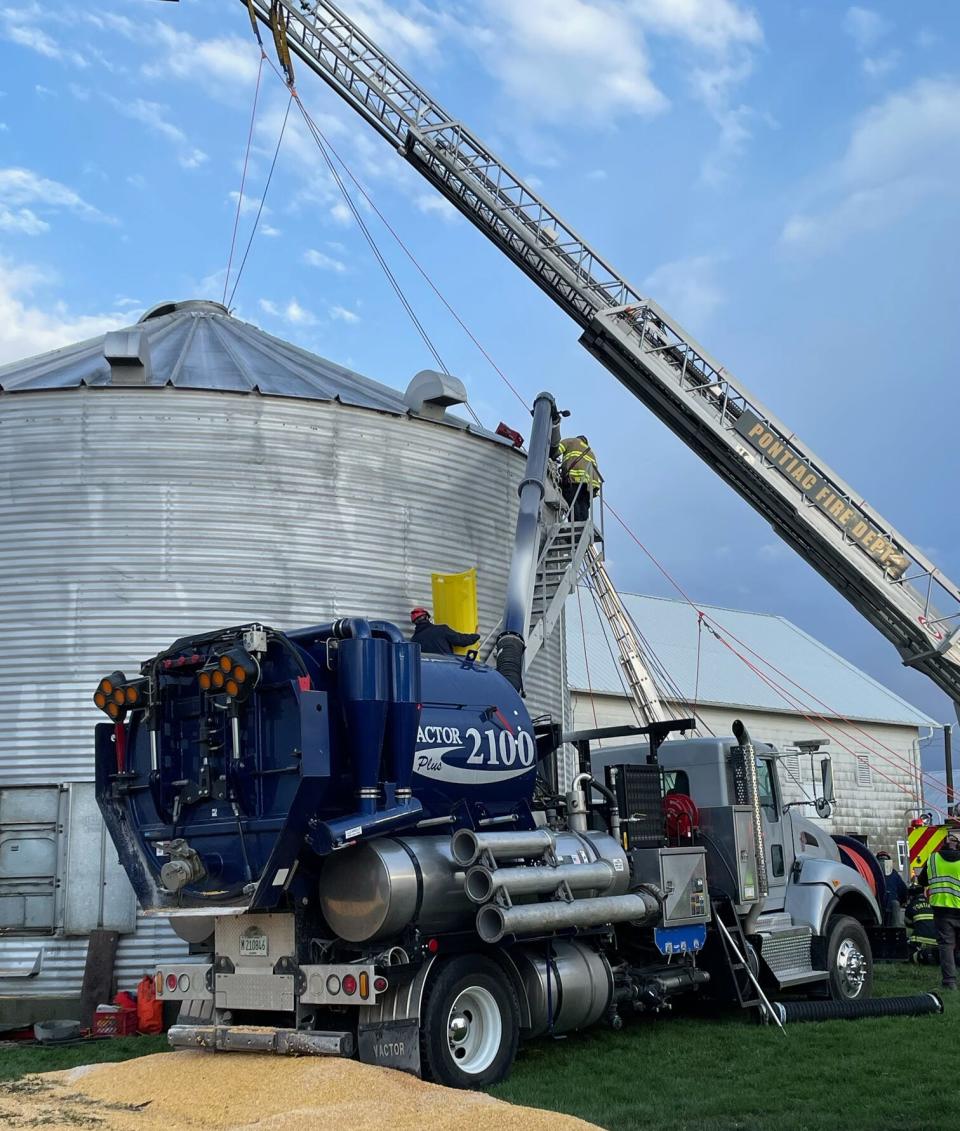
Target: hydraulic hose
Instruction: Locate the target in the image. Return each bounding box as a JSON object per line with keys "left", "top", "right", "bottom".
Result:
{"left": 772, "top": 993, "right": 943, "bottom": 1025}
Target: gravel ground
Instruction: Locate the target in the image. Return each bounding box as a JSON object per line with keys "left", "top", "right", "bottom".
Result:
{"left": 0, "top": 1050, "right": 599, "bottom": 1130}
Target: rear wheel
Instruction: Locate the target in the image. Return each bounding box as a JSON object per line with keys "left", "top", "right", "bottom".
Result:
{"left": 825, "top": 915, "right": 873, "bottom": 1001}
{"left": 420, "top": 954, "right": 519, "bottom": 1088}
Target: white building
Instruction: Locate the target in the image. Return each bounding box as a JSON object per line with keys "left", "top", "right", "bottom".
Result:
{"left": 565, "top": 590, "right": 938, "bottom": 860}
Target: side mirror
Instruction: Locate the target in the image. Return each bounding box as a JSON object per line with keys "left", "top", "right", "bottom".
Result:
{"left": 815, "top": 757, "right": 834, "bottom": 818}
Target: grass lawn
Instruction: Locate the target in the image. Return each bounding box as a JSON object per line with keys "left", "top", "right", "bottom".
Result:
{"left": 490, "top": 963, "right": 954, "bottom": 1131}
{"left": 0, "top": 966, "right": 949, "bottom": 1131}
{"left": 0, "top": 1035, "right": 168, "bottom": 1083}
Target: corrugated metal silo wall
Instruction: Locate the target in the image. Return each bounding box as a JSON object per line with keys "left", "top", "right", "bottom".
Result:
{"left": 0, "top": 388, "right": 566, "bottom": 997}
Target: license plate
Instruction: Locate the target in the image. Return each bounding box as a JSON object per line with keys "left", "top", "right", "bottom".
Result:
{"left": 240, "top": 931, "right": 268, "bottom": 957}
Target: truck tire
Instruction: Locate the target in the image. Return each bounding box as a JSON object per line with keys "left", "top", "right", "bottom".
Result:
{"left": 420, "top": 954, "right": 520, "bottom": 1089}
{"left": 825, "top": 915, "right": 873, "bottom": 1001}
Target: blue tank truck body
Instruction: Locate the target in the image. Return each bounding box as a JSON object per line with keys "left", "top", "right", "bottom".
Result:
{"left": 93, "top": 392, "right": 891, "bottom": 1087}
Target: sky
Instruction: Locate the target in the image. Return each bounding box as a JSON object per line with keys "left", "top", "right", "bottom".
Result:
{"left": 1, "top": 0, "right": 959, "bottom": 790}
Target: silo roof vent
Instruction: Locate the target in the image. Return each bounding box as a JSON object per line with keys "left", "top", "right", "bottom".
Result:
{"left": 103, "top": 328, "right": 152, "bottom": 386}
{"left": 404, "top": 369, "right": 468, "bottom": 421}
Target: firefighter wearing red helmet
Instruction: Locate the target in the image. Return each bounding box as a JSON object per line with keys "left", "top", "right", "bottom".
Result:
{"left": 409, "top": 607, "right": 480, "bottom": 656}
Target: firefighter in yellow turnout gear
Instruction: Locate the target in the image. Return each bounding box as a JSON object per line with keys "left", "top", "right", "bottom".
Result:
{"left": 557, "top": 435, "right": 602, "bottom": 523}
{"left": 917, "top": 832, "right": 960, "bottom": 990}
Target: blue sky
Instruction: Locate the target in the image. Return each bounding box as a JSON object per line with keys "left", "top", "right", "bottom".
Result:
{"left": 2, "top": 1, "right": 959, "bottom": 784}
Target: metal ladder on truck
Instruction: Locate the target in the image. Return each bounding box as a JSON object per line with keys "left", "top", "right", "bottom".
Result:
{"left": 242, "top": 0, "right": 960, "bottom": 721}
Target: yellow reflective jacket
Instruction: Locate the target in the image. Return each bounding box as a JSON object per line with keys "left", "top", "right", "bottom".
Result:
{"left": 558, "top": 436, "right": 602, "bottom": 489}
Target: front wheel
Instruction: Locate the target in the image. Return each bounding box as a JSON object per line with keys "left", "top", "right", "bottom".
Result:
{"left": 420, "top": 954, "right": 520, "bottom": 1088}
{"left": 825, "top": 915, "right": 873, "bottom": 1001}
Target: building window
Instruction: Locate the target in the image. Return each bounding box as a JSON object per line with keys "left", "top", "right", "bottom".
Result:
{"left": 855, "top": 755, "right": 872, "bottom": 787}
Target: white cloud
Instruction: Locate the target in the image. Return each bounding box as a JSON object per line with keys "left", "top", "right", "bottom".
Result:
{"left": 469, "top": 0, "right": 666, "bottom": 123}
{"left": 330, "top": 201, "right": 353, "bottom": 226}
{"left": 34, "top": 84, "right": 55, "bottom": 97}
{"left": 0, "top": 258, "right": 129, "bottom": 366}
{"left": 329, "top": 305, "right": 361, "bottom": 324}
{"left": 463, "top": 0, "right": 762, "bottom": 179}
{"left": 414, "top": 194, "right": 459, "bottom": 222}
{"left": 103, "top": 96, "right": 208, "bottom": 171}
{"left": 842, "top": 6, "right": 897, "bottom": 77}
{"left": 586, "top": 169, "right": 608, "bottom": 181}
{"left": 643, "top": 255, "right": 724, "bottom": 328}
{"left": 0, "top": 207, "right": 49, "bottom": 235}
{"left": 304, "top": 249, "right": 347, "bottom": 273}
{"left": 861, "top": 51, "right": 900, "bottom": 79}
{"left": 258, "top": 298, "right": 317, "bottom": 326}
{"left": 780, "top": 78, "right": 960, "bottom": 255}
{"left": 0, "top": 167, "right": 112, "bottom": 225}
{"left": 141, "top": 24, "right": 261, "bottom": 102}
{"left": 260, "top": 224, "right": 281, "bottom": 238}
{"left": 843, "top": 6, "right": 889, "bottom": 53}
{"left": 2, "top": 14, "right": 87, "bottom": 68}
{"left": 228, "top": 191, "right": 269, "bottom": 218}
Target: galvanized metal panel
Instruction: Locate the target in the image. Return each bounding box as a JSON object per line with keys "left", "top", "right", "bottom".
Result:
{"left": 0, "top": 387, "right": 564, "bottom": 784}
{"left": 62, "top": 784, "right": 136, "bottom": 936}
{"left": 0, "top": 786, "right": 62, "bottom": 933}
{"left": 0, "top": 912, "right": 189, "bottom": 1001}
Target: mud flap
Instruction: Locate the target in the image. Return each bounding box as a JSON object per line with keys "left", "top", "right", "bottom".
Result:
{"left": 358, "top": 1019, "right": 421, "bottom": 1076}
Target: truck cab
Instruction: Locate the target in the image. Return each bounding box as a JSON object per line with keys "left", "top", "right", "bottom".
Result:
{"left": 590, "top": 733, "right": 881, "bottom": 1001}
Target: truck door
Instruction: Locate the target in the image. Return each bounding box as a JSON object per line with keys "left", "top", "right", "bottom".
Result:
{"left": 756, "top": 758, "right": 788, "bottom": 911}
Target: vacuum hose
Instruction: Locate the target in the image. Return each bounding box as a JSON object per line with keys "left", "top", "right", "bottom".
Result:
{"left": 772, "top": 993, "right": 943, "bottom": 1025}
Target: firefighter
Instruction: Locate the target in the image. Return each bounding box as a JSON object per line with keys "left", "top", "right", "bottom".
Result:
{"left": 557, "top": 435, "right": 602, "bottom": 523}
{"left": 904, "top": 882, "right": 938, "bottom": 965}
{"left": 409, "top": 608, "right": 480, "bottom": 656}
{"left": 916, "top": 831, "right": 960, "bottom": 990}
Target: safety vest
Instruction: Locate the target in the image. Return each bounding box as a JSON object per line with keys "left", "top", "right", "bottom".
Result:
{"left": 558, "top": 438, "right": 602, "bottom": 489}
{"left": 928, "top": 852, "right": 960, "bottom": 911}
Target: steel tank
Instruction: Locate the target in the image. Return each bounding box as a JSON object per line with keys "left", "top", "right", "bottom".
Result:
{"left": 0, "top": 301, "right": 565, "bottom": 786}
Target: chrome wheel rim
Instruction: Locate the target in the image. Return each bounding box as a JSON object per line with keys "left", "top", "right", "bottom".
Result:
{"left": 836, "top": 937, "right": 867, "bottom": 997}
{"left": 446, "top": 986, "right": 501, "bottom": 1075}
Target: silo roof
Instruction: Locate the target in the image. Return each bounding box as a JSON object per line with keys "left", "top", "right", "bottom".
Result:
{"left": 0, "top": 299, "right": 410, "bottom": 413}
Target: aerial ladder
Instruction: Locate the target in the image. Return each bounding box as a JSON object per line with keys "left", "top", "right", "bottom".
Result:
{"left": 210, "top": 0, "right": 960, "bottom": 718}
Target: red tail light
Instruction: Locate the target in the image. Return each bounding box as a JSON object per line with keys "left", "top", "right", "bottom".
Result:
{"left": 166, "top": 973, "right": 178, "bottom": 991}
{"left": 342, "top": 974, "right": 357, "bottom": 995}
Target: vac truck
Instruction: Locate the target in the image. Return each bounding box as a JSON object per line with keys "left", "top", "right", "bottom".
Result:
{"left": 93, "top": 395, "right": 884, "bottom": 1088}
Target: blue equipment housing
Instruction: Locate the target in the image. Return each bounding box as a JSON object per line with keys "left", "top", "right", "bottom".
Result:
{"left": 95, "top": 619, "right": 537, "bottom": 913}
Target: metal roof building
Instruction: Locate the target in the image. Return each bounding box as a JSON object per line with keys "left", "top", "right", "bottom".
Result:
{"left": 565, "top": 590, "right": 937, "bottom": 855}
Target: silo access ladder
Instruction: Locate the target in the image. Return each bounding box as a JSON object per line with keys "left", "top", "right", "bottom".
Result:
{"left": 524, "top": 478, "right": 596, "bottom": 670}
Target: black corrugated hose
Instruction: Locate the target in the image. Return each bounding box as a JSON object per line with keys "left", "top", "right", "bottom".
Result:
{"left": 773, "top": 993, "right": 943, "bottom": 1025}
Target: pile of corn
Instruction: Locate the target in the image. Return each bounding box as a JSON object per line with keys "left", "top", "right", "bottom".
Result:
{"left": 1, "top": 1051, "right": 598, "bottom": 1130}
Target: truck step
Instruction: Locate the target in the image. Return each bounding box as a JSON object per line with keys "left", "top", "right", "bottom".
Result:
{"left": 168, "top": 1024, "right": 354, "bottom": 1057}
{"left": 773, "top": 969, "right": 829, "bottom": 988}
{"left": 758, "top": 926, "right": 814, "bottom": 980}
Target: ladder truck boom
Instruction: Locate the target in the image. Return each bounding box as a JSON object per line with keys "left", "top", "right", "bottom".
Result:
{"left": 246, "top": 0, "right": 960, "bottom": 708}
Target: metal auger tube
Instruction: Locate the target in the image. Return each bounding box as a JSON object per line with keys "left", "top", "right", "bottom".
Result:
{"left": 450, "top": 827, "right": 555, "bottom": 868}
{"left": 464, "top": 860, "right": 616, "bottom": 904}
{"left": 475, "top": 890, "right": 659, "bottom": 944}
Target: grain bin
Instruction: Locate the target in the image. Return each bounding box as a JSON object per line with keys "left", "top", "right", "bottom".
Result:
{"left": 0, "top": 299, "right": 566, "bottom": 1014}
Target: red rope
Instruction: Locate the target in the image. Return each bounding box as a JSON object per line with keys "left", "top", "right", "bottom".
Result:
{"left": 223, "top": 50, "right": 266, "bottom": 306}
